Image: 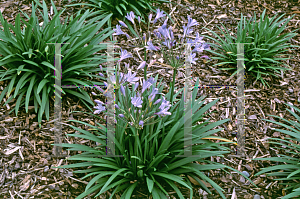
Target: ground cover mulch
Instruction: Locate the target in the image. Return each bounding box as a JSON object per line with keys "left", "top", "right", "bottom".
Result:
{"left": 0, "top": 0, "right": 300, "bottom": 198}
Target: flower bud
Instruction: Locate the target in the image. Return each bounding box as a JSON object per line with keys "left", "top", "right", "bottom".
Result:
{"left": 137, "top": 61, "right": 146, "bottom": 70}
{"left": 119, "top": 114, "right": 124, "bottom": 118}
{"left": 154, "top": 99, "right": 161, "bottom": 105}
{"left": 139, "top": 120, "right": 144, "bottom": 127}
{"left": 120, "top": 85, "right": 126, "bottom": 96}
{"left": 119, "top": 20, "right": 128, "bottom": 28}
{"left": 115, "top": 104, "right": 119, "bottom": 109}
{"left": 94, "top": 99, "right": 104, "bottom": 104}
{"left": 134, "top": 82, "right": 139, "bottom": 92}
{"left": 149, "top": 14, "right": 152, "bottom": 22}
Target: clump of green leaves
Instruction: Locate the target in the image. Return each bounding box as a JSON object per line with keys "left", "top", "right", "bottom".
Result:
{"left": 254, "top": 103, "right": 300, "bottom": 199}
{"left": 202, "top": 9, "right": 299, "bottom": 87}
{"left": 64, "top": 0, "right": 178, "bottom": 28}
{"left": 0, "top": 0, "right": 114, "bottom": 127}
{"left": 53, "top": 76, "right": 255, "bottom": 199}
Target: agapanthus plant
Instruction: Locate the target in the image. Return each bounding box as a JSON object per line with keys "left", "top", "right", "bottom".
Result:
{"left": 113, "top": 9, "right": 211, "bottom": 104}
{"left": 254, "top": 103, "right": 300, "bottom": 198}
{"left": 92, "top": 76, "right": 169, "bottom": 136}
{"left": 0, "top": 0, "right": 114, "bottom": 127}
{"left": 53, "top": 76, "right": 256, "bottom": 199}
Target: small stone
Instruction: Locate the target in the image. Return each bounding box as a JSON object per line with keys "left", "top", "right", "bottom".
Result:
{"left": 242, "top": 171, "right": 250, "bottom": 178}
{"left": 253, "top": 195, "right": 260, "bottom": 199}
{"left": 44, "top": 166, "right": 49, "bottom": 172}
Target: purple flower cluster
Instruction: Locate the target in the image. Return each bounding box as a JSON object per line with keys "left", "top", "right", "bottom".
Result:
{"left": 113, "top": 25, "right": 130, "bottom": 39}
{"left": 155, "top": 97, "right": 171, "bottom": 116}
{"left": 131, "top": 92, "right": 143, "bottom": 108}
{"left": 93, "top": 100, "right": 106, "bottom": 114}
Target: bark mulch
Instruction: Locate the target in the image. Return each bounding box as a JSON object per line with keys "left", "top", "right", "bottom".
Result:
{"left": 0, "top": 0, "right": 300, "bottom": 198}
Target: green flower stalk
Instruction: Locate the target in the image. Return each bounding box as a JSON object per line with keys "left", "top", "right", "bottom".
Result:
{"left": 113, "top": 11, "right": 211, "bottom": 105}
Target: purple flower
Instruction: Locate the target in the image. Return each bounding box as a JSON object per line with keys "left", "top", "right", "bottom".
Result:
{"left": 125, "top": 70, "right": 139, "bottom": 84}
{"left": 202, "top": 43, "right": 210, "bottom": 50}
{"left": 162, "top": 39, "right": 176, "bottom": 49}
{"left": 189, "top": 53, "right": 198, "bottom": 64}
{"left": 145, "top": 41, "right": 160, "bottom": 51}
{"left": 176, "top": 56, "right": 180, "bottom": 60}
{"left": 99, "top": 65, "right": 103, "bottom": 70}
{"left": 119, "top": 48, "right": 132, "bottom": 62}
{"left": 194, "top": 33, "right": 204, "bottom": 43}
{"left": 94, "top": 85, "right": 104, "bottom": 93}
{"left": 187, "top": 16, "right": 198, "bottom": 28}
{"left": 137, "top": 61, "right": 146, "bottom": 70}
{"left": 125, "top": 63, "right": 130, "bottom": 68}
{"left": 155, "top": 97, "right": 171, "bottom": 116}
{"left": 94, "top": 103, "right": 106, "bottom": 114}
{"left": 187, "top": 38, "right": 194, "bottom": 44}
{"left": 147, "top": 77, "right": 155, "bottom": 85}
{"left": 192, "top": 43, "right": 204, "bottom": 53}
{"left": 119, "top": 20, "right": 128, "bottom": 28}
{"left": 169, "top": 27, "right": 174, "bottom": 40}
{"left": 91, "top": 92, "right": 97, "bottom": 96}
{"left": 183, "top": 25, "right": 193, "bottom": 38}
{"left": 156, "top": 108, "right": 171, "bottom": 116}
{"left": 159, "top": 97, "right": 171, "bottom": 110}
{"left": 192, "top": 43, "right": 209, "bottom": 53}
{"left": 94, "top": 99, "right": 104, "bottom": 104}
{"left": 139, "top": 120, "right": 144, "bottom": 127}
{"left": 125, "top": 11, "right": 135, "bottom": 24}
{"left": 141, "top": 77, "right": 156, "bottom": 93}
{"left": 133, "top": 82, "right": 139, "bottom": 92}
{"left": 113, "top": 25, "right": 126, "bottom": 36}
{"left": 109, "top": 72, "right": 126, "bottom": 85}
{"left": 148, "top": 88, "right": 159, "bottom": 102}
{"left": 153, "top": 9, "right": 166, "bottom": 24}
{"left": 154, "top": 31, "right": 162, "bottom": 39}
{"left": 119, "top": 114, "right": 124, "bottom": 118}
{"left": 201, "top": 55, "right": 211, "bottom": 60}
{"left": 158, "top": 24, "right": 170, "bottom": 39}
{"left": 131, "top": 93, "right": 143, "bottom": 108}
{"left": 120, "top": 85, "right": 126, "bottom": 96}
{"left": 115, "top": 104, "right": 120, "bottom": 109}
{"left": 125, "top": 33, "right": 130, "bottom": 39}
{"left": 99, "top": 72, "right": 104, "bottom": 77}
{"left": 105, "top": 92, "right": 113, "bottom": 98}
{"left": 138, "top": 16, "right": 141, "bottom": 23}
{"left": 154, "top": 98, "right": 161, "bottom": 105}
{"left": 142, "top": 79, "right": 152, "bottom": 93}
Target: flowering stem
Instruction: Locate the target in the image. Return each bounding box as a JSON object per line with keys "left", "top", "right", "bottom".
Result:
{"left": 144, "top": 49, "right": 147, "bottom": 81}
{"left": 170, "top": 68, "right": 177, "bottom": 105}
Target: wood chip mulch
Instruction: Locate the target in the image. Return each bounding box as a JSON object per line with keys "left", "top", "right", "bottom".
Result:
{"left": 0, "top": 0, "right": 299, "bottom": 198}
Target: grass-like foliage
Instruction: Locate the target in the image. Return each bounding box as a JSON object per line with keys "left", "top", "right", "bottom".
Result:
{"left": 53, "top": 76, "right": 254, "bottom": 198}
{"left": 202, "top": 9, "right": 299, "bottom": 87}
{"left": 64, "top": 0, "right": 177, "bottom": 28}
{"left": 0, "top": 0, "right": 114, "bottom": 127}
{"left": 254, "top": 103, "right": 300, "bottom": 199}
